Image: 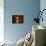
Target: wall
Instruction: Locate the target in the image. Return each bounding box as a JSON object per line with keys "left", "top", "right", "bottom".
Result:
{"left": 4, "top": 0, "right": 40, "bottom": 42}
{"left": 0, "top": 0, "right": 4, "bottom": 42}
{"left": 40, "top": 0, "right": 46, "bottom": 27}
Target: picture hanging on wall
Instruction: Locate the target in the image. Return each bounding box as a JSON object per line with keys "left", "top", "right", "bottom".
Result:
{"left": 12, "top": 15, "right": 24, "bottom": 24}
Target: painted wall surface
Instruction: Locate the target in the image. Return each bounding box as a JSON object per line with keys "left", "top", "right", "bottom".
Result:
{"left": 40, "top": 0, "right": 46, "bottom": 27}
{"left": 0, "top": 0, "right": 4, "bottom": 42}
{"left": 4, "top": 0, "right": 40, "bottom": 42}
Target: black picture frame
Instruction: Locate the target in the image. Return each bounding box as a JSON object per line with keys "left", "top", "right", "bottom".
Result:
{"left": 12, "top": 15, "right": 24, "bottom": 24}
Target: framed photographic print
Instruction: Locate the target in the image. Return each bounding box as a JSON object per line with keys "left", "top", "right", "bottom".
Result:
{"left": 12, "top": 15, "right": 24, "bottom": 24}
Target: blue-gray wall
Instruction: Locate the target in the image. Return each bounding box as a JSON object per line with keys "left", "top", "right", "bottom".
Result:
{"left": 4, "top": 0, "right": 40, "bottom": 42}
{"left": 40, "top": 0, "right": 46, "bottom": 27}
